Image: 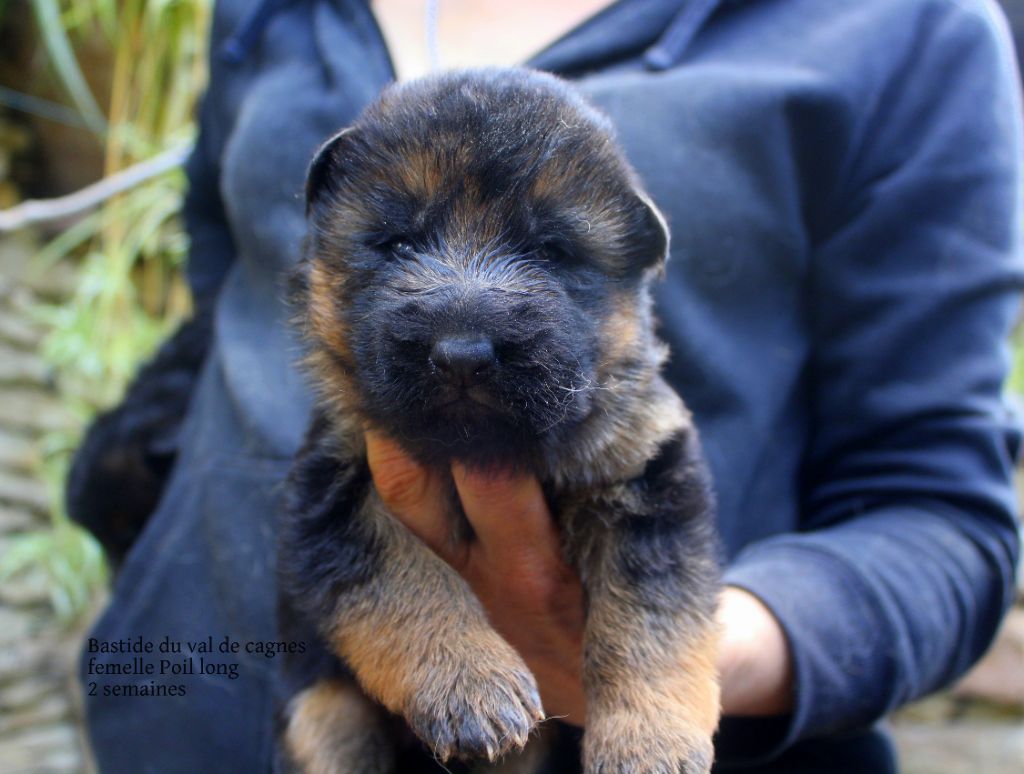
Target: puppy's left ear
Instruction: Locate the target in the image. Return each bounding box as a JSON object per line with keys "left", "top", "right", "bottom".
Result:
{"left": 305, "top": 127, "right": 357, "bottom": 214}
{"left": 633, "top": 192, "right": 671, "bottom": 271}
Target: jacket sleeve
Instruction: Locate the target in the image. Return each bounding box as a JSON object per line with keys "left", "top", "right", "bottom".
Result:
{"left": 720, "top": 1, "right": 1024, "bottom": 761}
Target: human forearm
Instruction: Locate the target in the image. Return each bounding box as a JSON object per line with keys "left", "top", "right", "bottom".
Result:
{"left": 721, "top": 505, "right": 1018, "bottom": 754}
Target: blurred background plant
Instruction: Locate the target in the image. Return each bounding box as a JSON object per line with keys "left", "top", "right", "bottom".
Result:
{"left": 0, "top": 0, "right": 210, "bottom": 623}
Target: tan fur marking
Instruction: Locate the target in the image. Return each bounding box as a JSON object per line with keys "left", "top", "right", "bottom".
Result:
{"left": 307, "top": 261, "right": 350, "bottom": 359}
{"left": 324, "top": 494, "right": 542, "bottom": 761}
{"left": 530, "top": 160, "right": 636, "bottom": 246}
{"left": 302, "top": 348, "right": 362, "bottom": 428}
{"left": 585, "top": 610, "right": 720, "bottom": 731}
{"left": 580, "top": 528, "right": 720, "bottom": 774}
{"left": 450, "top": 196, "right": 505, "bottom": 251}
{"left": 582, "top": 625, "right": 720, "bottom": 773}
{"left": 396, "top": 145, "right": 443, "bottom": 197}
{"left": 285, "top": 678, "right": 394, "bottom": 774}
{"left": 302, "top": 260, "right": 365, "bottom": 419}
{"left": 528, "top": 162, "right": 573, "bottom": 203}
{"left": 544, "top": 376, "right": 690, "bottom": 490}
{"left": 335, "top": 613, "right": 521, "bottom": 717}
{"left": 644, "top": 626, "right": 721, "bottom": 735}
{"left": 598, "top": 291, "right": 642, "bottom": 369}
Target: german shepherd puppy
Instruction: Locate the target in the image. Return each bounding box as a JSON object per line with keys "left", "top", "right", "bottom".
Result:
{"left": 279, "top": 68, "right": 721, "bottom": 774}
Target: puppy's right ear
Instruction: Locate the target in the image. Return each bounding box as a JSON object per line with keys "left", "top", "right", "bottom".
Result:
{"left": 305, "top": 127, "right": 357, "bottom": 214}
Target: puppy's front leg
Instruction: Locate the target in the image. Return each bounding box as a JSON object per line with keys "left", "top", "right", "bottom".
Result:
{"left": 574, "top": 428, "right": 721, "bottom": 774}
{"left": 281, "top": 419, "right": 543, "bottom": 768}
{"left": 338, "top": 490, "right": 545, "bottom": 762}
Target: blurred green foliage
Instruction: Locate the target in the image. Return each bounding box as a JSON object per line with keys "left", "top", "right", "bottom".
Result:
{"left": 0, "top": 0, "right": 210, "bottom": 622}
{"left": 1009, "top": 327, "right": 1024, "bottom": 397}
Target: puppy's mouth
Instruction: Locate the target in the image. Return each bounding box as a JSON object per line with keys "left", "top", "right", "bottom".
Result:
{"left": 432, "top": 384, "right": 507, "bottom": 415}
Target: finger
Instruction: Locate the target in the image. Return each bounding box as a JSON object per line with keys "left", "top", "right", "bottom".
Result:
{"left": 452, "top": 463, "right": 560, "bottom": 566}
{"left": 365, "top": 431, "right": 455, "bottom": 562}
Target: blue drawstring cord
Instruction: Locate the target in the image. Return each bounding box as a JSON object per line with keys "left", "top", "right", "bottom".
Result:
{"left": 644, "top": 0, "right": 724, "bottom": 70}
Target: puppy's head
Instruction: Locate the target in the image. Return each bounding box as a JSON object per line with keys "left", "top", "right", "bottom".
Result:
{"left": 297, "top": 69, "right": 668, "bottom": 466}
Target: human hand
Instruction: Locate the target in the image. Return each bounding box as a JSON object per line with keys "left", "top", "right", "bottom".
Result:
{"left": 365, "top": 430, "right": 588, "bottom": 722}
{"left": 365, "top": 431, "right": 793, "bottom": 725}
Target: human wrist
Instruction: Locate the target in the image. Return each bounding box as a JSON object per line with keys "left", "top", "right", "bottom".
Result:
{"left": 716, "top": 586, "right": 794, "bottom": 716}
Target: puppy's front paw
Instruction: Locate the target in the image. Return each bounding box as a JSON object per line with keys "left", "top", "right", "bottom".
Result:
{"left": 404, "top": 635, "right": 544, "bottom": 763}
{"left": 584, "top": 708, "right": 714, "bottom": 774}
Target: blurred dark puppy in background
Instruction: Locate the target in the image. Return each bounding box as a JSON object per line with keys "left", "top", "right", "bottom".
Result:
{"left": 280, "top": 68, "right": 722, "bottom": 774}
{"left": 66, "top": 305, "right": 211, "bottom": 567}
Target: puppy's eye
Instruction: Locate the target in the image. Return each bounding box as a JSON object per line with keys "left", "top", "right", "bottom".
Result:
{"left": 540, "top": 241, "right": 580, "bottom": 265}
{"left": 380, "top": 238, "right": 415, "bottom": 259}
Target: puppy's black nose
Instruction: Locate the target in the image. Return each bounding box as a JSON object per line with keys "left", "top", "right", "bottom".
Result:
{"left": 430, "top": 336, "right": 495, "bottom": 384}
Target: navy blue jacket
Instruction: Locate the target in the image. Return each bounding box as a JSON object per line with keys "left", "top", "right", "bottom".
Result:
{"left": 82, "top": 0, "right": 1024, "bottom": 771}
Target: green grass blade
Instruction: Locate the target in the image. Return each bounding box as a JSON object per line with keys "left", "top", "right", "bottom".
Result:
{"left": 30, "top": 0, "right": 108, "bottom": 137}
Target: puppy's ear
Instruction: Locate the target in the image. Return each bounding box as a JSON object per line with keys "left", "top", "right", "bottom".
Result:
{"left": 634, "top": 192, "right": 671, "bottom": 271}
{"left": 306, "top": 127, "right": 357, "bottom": 214}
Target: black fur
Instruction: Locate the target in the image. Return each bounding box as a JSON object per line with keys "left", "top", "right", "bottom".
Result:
{"left": 278, "top": 411, "right": 377, "bottom": 627}
{"left": 616, "top": 429, "right": 719, "bottom": 610}
{"left": 66, "top": 303, "right": 212, "bottom": 566}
